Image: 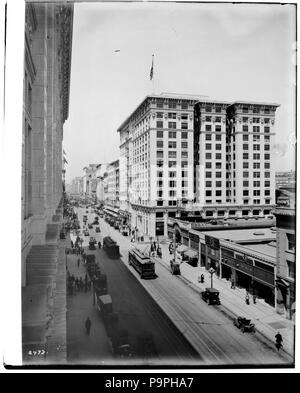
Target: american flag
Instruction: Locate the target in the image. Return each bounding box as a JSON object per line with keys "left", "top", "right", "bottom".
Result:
{"left": 150, "top": 55, "right": 154, "bottom": 80}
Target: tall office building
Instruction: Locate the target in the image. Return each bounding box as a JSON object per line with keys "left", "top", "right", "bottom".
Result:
{"left": 118, "top": 95, "right": 280, "bottom": 237}
{"left": 118, "top": 93, "right": 204, "bottom": 237}
{"left": 193, "top": 100, "right": 280, "bottom": 220}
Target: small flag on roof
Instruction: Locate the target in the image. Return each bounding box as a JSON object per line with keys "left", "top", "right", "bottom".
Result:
{"left": 150, "top": 54, "right": 154, "bottom": 80}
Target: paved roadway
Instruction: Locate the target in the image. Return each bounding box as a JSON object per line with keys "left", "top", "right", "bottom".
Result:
{"left": 68, "top": 207, "right": 198, "bottom": 366}
{"left": 73, "top": 206, "right": 292, "bottom": 367}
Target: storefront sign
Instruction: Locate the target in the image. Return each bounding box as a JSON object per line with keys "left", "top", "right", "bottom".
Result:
{"left": 189, "top": 232, "right": 199, "bottom": 244}
{"left": 205, "top": 235, "right": 220, "bottom": 250}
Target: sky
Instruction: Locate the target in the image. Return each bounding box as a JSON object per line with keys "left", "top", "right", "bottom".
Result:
{"left": 63, "top": 1, "right": 296, "bottom": 183}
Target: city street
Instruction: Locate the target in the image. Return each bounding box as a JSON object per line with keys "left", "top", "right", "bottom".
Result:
{"left": 66, "top": 207, "right": 198, "bottom": 365}
{"left": 68, "top": 207, "right": 293, "bottom": 366}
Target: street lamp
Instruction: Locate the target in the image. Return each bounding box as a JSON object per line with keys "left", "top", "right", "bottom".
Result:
{"left": 209, "top": 267, "right": 215, "bottom": 289}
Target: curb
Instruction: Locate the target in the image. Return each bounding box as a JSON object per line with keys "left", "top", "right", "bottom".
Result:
{"left": 152, "top": 255, "right": 294, "bottom": 360}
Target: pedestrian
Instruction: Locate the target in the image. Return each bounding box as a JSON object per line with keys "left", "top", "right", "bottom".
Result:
{"left": 253, "top": 294, "right": 257, "bottom": 304}
{"left": 85, "top": 317, "right": 91, "bottom": 336}
{"left": 77, "top": 258, "right": 80, "bottom": 268}
{"left": 245, "top": 292, "right": 250, "bottom": 305}
{"left": 71, "top": 240, "right": 74, "bottom": 249}
{"left": 98, "top": 241, "right": 101, "bottom": 249}
{"left": 275, "top": 332, "right": 283, "bottom": 351}
{"left": 79, "top": 277, "right": 84, "bottom": 291}
{"left": 153, "top": 241, "right": 157, "bottom": 251}
{"left": 75, "top": 278, "right": 79, "bottom": 292}
{"left": 231, "top": 280, "right": 235, "bottom": 289}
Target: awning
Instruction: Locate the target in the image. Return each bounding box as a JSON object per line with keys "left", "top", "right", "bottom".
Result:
{"left": 183, "top": 249, "right": 198, "bottom": 259}
{"left": 119, "top": 210, "right": 131, "bottom": 217}
{"left": 177, "top": 244, "right": 188, "bottom": 253}
{"left": 276, "top": 277, "right": 291, "bottom": 288}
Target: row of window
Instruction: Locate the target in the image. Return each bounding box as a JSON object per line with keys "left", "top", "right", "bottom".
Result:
{"left": 156, "top": 121, "right": 188, "bottom": 129}
{"left": 242, "top": 135, "right": 270, "bottom": 141}
{"left": 204, "top": 209, "right": 272, "bottom": 217}
{"left": 243, "top": 144, "right": 270, "bottom": 151}
{"left": 243, "top": 181, "right": 270, "bottom": 187}
{"left": 157, "top": 160, "right": 189, "bottom": 168}
{"left": 243, "top": 171, "right": 271, "bottom": 178}
{"left": 242, "top": 125, "right": 270, "bottom": 133}
{"left": 157, "top": 141, "right": 188, "bottom": 148}
{"left": 157, "top": 190, "right": 188, "bottom": 197}
{"left": 157, "top": 181, "right": 188, "bottom": 188}
{"left": 205, "top": 143, "right": 223, "bottom": 150}
{"left": 242, "top": 117, "right": 271, "bottom": 123}
{"left": 241, "top": 107, "right": 271, "bottom": 114}
{"left": 242, "top": 162, "right": 270, "bottom": 169}
{"left": 157, "top": 150, "right": 188, "bottom": 158}
{"left": 157, "top": 200, "right": 179, "bottom": 206}
{"left": 204, "top": 125, "right": 222, "bottom": 132}
{"left": 157, "top": 130, "right": 188, "bottom": 139}
{"left": 243, "top": 153, "right": 270, "bottom": 160}
{"left": 205, "top": 199, "right": 271, "bottom": 205}
{"left": 205, "top": 162, "right": 222, "bottom": 169}
{"left": 156, "top": 100, "right": 189, "bottom": 109}
{"left": 204, "top": 116, "right": 223, "bottom": 123}
{"left": 157, "top": 112, "right": 189, "bottom": 120}
{"left": 206, "top": 171, "right": 270, "bottom": 178}
{"left": 205, "top": 134, "right": 223, "bottom": 141}
{"left": 207, "top": 180, "right": 271, "bottom": 188}
{"left": 157, "top": 171, "right": 188, "bottom": 178}
{"left": 243, "top": 190, "right": 271, "bottom": 196}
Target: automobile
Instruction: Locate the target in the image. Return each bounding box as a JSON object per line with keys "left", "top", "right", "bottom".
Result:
{"left": 137, "top": 332, "right": 157, "bottom": 357}
{"left": 88, "top": 224, "right": 93, "bottom": 229}
{"left": 95, "top": 226, "right": 100, "bottom": 233}
{"left": 84, "top": 230, "right": 89, "bottom": 236}
{"left": 201, "top": 288, "right": 221, "bottom": 305}
{"left": 233, "top": 317, "right": 256, "bottom": 333}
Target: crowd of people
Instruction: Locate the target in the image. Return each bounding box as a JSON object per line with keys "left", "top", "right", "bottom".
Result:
{"left": 67, "top": 271, "right": 91, "bottom": 296}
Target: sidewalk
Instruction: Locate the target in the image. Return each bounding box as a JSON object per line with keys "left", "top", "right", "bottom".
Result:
{"left": 66, "top": 247, "right": 112, "bottom": 364}
{"left": 152, "top": 240, "right": 294, "bottom": 358}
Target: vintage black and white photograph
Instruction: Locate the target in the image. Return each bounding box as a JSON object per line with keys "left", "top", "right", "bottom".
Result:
{"left": 2, "top": 0, "right": 297, "bottom": 369}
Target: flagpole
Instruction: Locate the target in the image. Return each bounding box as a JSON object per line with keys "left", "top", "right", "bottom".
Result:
{"left": 150, "top": 54, "right": 155, "bottom": 94}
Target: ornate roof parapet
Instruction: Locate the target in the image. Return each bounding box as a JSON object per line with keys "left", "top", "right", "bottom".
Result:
{"left": 25, "top": 3, "right": 37, "bottom": 45}
{"left": 55, "top": 3, "right": 73, "bottom": 123}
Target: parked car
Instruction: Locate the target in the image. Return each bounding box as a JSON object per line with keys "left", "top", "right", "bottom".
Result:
{"left": 88, "top": 224, "right": 93, "bottom": 229}
{"left": 233, "top": 317, "right": 256, "bottom": 333}
{"left": 95, "top": 226, "right": 100, "bottom": 233}
{"left": 201, "top": 288, "right": 221, "bottom": 305}
{"left": 84, "top": 230, "right": 89, "bottom": 236}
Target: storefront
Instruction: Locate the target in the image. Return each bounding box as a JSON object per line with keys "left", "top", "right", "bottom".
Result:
{"left": 204, "top": 235, "right": 221, "bottom": 276}
{"left": 221, "top": 245, "right": 276, "bottom": 306}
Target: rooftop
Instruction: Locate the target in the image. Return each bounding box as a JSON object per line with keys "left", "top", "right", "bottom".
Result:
{"left": 244, "top": 242, "right": 277, "bottom": 259}
{"left": 230, "top": 100, "right": 280, "bottom": 107}
{"left": 201, "top": 227, "right": 276, "bottom": 244}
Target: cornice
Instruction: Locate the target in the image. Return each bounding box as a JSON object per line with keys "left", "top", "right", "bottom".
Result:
{"left": 56, "top": 4, "right": 73, "bottom": 123}
{"left": 24, "top": 34, "right": 36, "bottom": 82}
